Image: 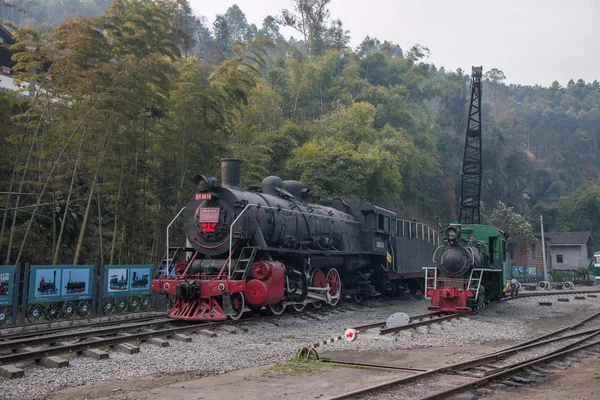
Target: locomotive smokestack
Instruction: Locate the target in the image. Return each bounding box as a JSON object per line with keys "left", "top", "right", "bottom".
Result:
{"left": 220, "top": 158, "right": 242, "bottom": 189}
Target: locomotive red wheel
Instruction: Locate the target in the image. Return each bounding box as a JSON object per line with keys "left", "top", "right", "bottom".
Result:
{"left": 311, "top": 269, "right": 327, "bottom": 309}
{"left": 327, "top": 268, "right": 341, "bottom": 306}
{"left": 229, "top": 292, "right": 245, "bottom": 320}
{"left": 269, "top": 301, "right": 285, "bottom": 315}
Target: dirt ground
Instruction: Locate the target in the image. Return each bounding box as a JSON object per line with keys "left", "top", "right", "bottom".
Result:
{"left": 46, "top": 298, "right": 600, "bottom": 400}
{"left": 48, "top": 344, "right": 600, "bottom": 400}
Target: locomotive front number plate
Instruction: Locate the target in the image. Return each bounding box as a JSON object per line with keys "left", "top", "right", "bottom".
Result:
{"left": 200, "top": 207, "right": 220, "bottom": 223}
{"left": 195, "top": 193, "right": 212, "bottom": 201}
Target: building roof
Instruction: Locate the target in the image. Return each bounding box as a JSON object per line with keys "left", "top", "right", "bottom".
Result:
{"left": 534, "top": 231, "right": 592, "bottom": 245}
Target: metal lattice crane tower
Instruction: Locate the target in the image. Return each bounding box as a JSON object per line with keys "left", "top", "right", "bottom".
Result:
{"left": 459, "top": 66, "right": 483, "bottom": 225}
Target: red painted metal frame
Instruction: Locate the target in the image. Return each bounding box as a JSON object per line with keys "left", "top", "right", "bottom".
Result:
{"left": 152, "top": 278, "right": 245, "bottom": 297}
{"left": 168, "top": 297, "right": 228, "bottom": 321}
{"left": 427, "top": 278, "right": 474, "bottom": 312}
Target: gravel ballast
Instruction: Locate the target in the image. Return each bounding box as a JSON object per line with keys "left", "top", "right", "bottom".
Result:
{"left": 1, "top": 292, "right": 599, "bottom": 400}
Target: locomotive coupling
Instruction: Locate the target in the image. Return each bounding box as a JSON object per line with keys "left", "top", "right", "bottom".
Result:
{"left": 176, "top": 280, "right": 201, "bottom": 301}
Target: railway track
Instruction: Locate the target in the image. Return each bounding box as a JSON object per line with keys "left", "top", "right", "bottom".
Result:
{"left": 0, "top": 314, "right": 169, "bottom": 341}
{"left": 349, "top": 289, "right": 600, "bottom": 337}
{"left": 351, "top": 312, "right": 459, "bottom": 335}
{"left": 325, "top": 309, "right": 600, "bottom": 399}
{"left": 0, "top": 296, "right": 390, "bottom": 378}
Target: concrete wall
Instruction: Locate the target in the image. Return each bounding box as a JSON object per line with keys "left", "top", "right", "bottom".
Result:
{"left": 551, "top": 245, "right": 587, "bottom": 270}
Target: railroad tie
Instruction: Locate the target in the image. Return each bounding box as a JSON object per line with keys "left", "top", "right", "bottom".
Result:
{"left": 0, "top": 365, "right": 24, "bottom": 379}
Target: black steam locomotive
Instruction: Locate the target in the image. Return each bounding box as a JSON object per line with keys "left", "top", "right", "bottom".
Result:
{"left": 152, "top": 159, "right": 438, "bottom": 321}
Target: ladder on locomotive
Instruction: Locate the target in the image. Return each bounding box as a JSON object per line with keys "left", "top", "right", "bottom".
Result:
{"left": 467, "top": 268, "right": 484, "bottom": 299}
{"left": 231, "top": 247, "right": 258, "bottom": 280}
{"left": 423, "top": 266, "right": 438, "bottom": 293}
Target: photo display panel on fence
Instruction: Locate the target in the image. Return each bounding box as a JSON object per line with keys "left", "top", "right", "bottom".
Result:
{"left": 28, "top": 265, "right": 94, "bottom": 304}
{"left": 103, "top": 265, "right": 153, "bottom": 298}
{"left": 0, "top": 265, "right": 15, "bottom": 306}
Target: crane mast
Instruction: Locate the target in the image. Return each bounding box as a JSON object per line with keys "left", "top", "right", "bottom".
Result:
{"left": 458, "top": 66, "right": 483, "bottom": 225}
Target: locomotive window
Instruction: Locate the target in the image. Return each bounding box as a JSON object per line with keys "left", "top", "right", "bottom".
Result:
{"left": 489, "top": 237, "right": 497, "bottom": 263}
{"left": 404, "top": 221, "right": 410, "bottom": 237}
{"left": 363, "top": 210, "right": 377, "bottom": 230}
{"left": 378, "top": 214, "right": 384, "bottom": 230}
{"left": 396, "top": 220, "right": 401, "bottom": 236}
{"left": 384, "top": 216, "right": 391, "bottom": 232}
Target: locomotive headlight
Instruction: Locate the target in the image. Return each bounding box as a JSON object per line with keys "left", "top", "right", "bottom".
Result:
{"left": 197, "top": 178, "right": 208, "bottom": 192}
{"left": 444, "top": 224, "right": 461, "bottom": 244}
{"left": 193, "top": 174, "right": 220, "bottom": 192}
{"left": 446, "top": 227, "right": 457, "bottom": 240}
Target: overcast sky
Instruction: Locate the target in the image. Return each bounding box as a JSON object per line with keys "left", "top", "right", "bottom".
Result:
{"left": 188, "top": 0, "right": 599, "bottom": 87}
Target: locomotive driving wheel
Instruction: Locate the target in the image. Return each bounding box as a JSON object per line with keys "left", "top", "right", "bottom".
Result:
{"left": 311, "top": 269, "right": 327, "bottom": 309}
{"left": 115, "top": 297, "right": 128, "bottom": 313}
{"left": 0, "top": 307, "right": 11, "bottom": 327}
{"left": 45, "top": 303, "right": 62, "bottom": 320}
{"left": 129, "top": 297, "right": 141, "bottom": 312}
{"left": 292, "top": 272, "right": 308, "bottom": 312}
{"left": 292, "top": 302, "right": 306, "bottom": 312}
{"left": 27, "top": 304, "right": 44, "bottom": 323}
{"left": 140, "top": 295, "right": 152, "bottom": 311}
{"left": 77, "top": 300, "right": 92, "bottom": 317}
{"left": 327, "top": 268, "right": 341, "bottom": 306}
{"left": 269, "top": 301, "right": 285, "bottom": 315}
{"left": 62, "top": 301, "right": 76, "bottom": 319}
{"left": 102, "top": 298, "right": 115, "bottom": 315}
{"left": 229, "top": 292, "right": 245, "bottom": 320}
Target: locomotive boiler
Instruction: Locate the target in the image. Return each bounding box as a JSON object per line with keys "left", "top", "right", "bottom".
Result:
{"left": 152, "top": 158, "right": 438, "bottom": 321}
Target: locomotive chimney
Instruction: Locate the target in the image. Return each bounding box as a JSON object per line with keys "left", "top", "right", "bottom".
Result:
{"left": 220, "top": 158, "right": 242, "bottom": 189}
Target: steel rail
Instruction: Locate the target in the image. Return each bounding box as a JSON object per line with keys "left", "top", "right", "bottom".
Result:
{"left": 319, "top": 359, "right": 427, "bottom": 373}
{"left": 379, "top": 313, "right": 460, "bottom": 335}
{"left": 485, "top": 309, "right": 600, "bottom": 356}
{"left": 421, "top": 338, "right": 600, "bottom": 400}
{"left": 0, "top": 317, "right": 175, "bottom": 351}
{"left": 327, "top": 310, "right": 600, "bottom": 399}
{"left": 0, "top": 315, "right": 169, "bottom": 341}
{"left": 513, "top": 289, "right": 600, "bottom": 298}
{"left": 351, "top": 311, "right": 447, "bottom": 333}
{"left": 0, "top": 321, "right": 227, "bottom": 365}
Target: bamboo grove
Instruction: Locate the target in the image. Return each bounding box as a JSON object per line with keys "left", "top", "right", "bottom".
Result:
{"left": 1, "top": 0, "right": 600, "bottom": 266}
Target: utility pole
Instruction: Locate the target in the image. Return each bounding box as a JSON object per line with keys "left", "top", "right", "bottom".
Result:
{"left": 540, "top": 215, "right": 548, "bottom": 282}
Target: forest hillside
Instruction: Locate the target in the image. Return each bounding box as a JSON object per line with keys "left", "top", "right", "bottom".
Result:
{"left": 0, "top": 0, "right": 598, "bottom": 265}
